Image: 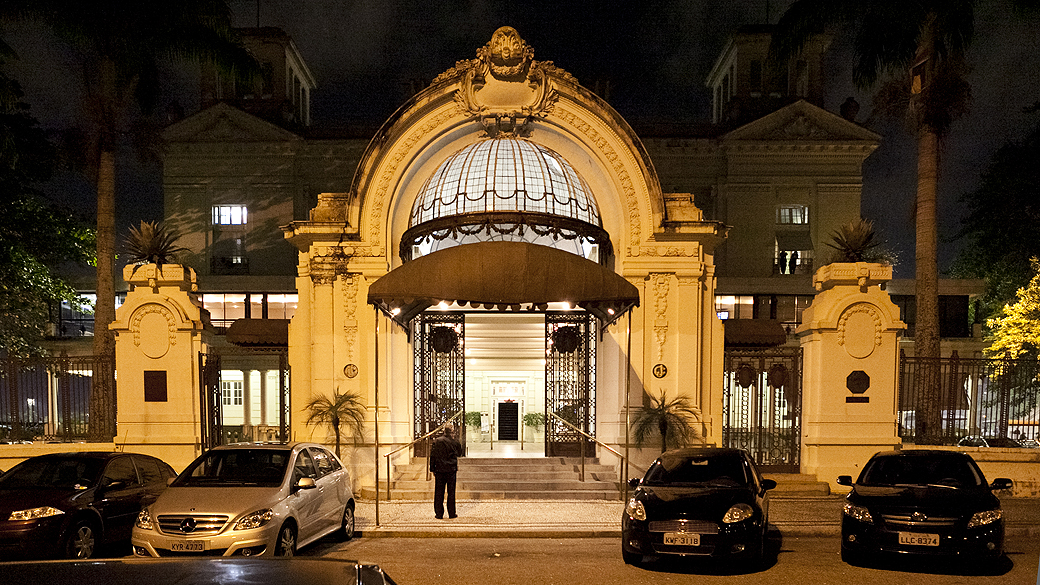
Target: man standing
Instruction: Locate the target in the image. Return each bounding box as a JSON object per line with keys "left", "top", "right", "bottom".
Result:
{"left": 429, "top": 424, "right": 463, "bottom": 519}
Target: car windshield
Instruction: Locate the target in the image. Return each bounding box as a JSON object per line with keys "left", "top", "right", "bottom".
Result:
{"left": 172, "top": 448, "right": 291, "bottom": 487}
{"left": 643, "top": 454, "right": 748, "bottom": 487}
{"left": 0, "top": 457, "right": 103, "bottom": 489}
{"left": 858, "top": 455, "right": 984, "bottom": 488}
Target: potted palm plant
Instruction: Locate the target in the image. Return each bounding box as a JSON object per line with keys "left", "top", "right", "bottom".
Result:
{"left": 303, "top": 389, "right": 366, "bottom": 459}
{"left": 631, "top": 391, "right": 703, "bottom": 453}
{"left": 122, "top": 220, "right": 190, "bottom": 285}
{"left": 815, "top": 218, "right": 896, "bottom": 291}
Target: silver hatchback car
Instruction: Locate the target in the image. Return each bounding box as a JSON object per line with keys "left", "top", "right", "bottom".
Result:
{"left": 131, "top": 442, "right": 355, "bottom": 557}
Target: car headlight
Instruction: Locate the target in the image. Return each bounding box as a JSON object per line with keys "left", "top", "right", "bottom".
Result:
{"left": 625, "top": 498, "right": 646, "bottom": 521}
{"left": 234, "top": 509, "right": 274, "bottom": 531}
{"left": 843, "top": 503, "right": 873, "bottom": 523}
{"left": 8, "top": 506, "right": 65, "bottom": 521}
{"left": 135, "top": 507, "right": 154, "bottom": 530}
{"left": 967, "top": 509, "right": 1002, "bottom": 528}
{"left": 722, "top": 503, "right": 754, "bottom": 524}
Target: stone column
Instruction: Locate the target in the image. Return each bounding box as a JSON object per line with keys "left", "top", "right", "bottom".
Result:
{"left": 795, "top": 262, "right": 905, "bottom": 490}
{"left": 110, "top": 264, "right": 212, "bottom": 470}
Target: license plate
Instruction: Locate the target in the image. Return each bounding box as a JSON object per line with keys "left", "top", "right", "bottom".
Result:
{"left": 898, "top": 532, "right": 939, "bottom": 546}
{"left": 171, "top": 540, "right": 206, "bottom": 552}
{"left": 663, "top": 532, "right": 700, "bottom": 547}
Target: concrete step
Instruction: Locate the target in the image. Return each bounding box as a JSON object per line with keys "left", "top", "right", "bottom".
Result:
{"left": 361, "top": 487, "right": 623, "bottom": 501}
{"left": 380, "top": 456, "right": 622, "bottom": 501}
{"left": 763, "top": 473, "right": 831, "bottom": 496}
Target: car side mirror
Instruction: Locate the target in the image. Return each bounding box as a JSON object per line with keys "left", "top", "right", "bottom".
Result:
{"left": 628, "top": 477, "right": 640, "bottom": 488}
{"left": 295, "top": 476, "right": 317, "bottom": 491}
{"left": 836, "top": 475, "right": 853, "bottom": 487}
{"left": 761, "top": 479, "right": 777, "bottom": 491}
{"left": 990, "top": 478, "right": 1013, "bottom": 491}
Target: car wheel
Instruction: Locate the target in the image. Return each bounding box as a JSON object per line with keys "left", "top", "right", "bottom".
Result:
{"left": 274, "top": 523, "right": 296, "bottom": 557}
{"left": 621, "top": 544, "right": 642, "bottom": 566}
{"left": 340, "top": 503, "right": 356, "bottom": 541}
{"left": 64, "top": 520, "right": 98, "bottom": 559}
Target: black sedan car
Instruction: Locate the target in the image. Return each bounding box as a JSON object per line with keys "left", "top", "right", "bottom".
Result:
{"left": 622, "top": 447, "right": 776, "bottom": 565}
{"left": 837, "top": 449, "right": 1013, "bottom": 566}
{"left": 0, "top": 452, "right": 176, "bottom": 560}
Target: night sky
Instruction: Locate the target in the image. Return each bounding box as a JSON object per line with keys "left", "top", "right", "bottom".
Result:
{"left": 3, "top": 0, "right": 1039, "bottom": 279}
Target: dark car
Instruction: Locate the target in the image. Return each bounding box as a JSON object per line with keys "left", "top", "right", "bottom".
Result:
{"left": 837, "top": 449, "right": 1013, "bottom": 566}
{"left": 0, "top": 452, "right": 176, "bottom": 560}
{"left": 621, "top": 447, "right": 776, "bottom": 566}
{"left": 0, "top": 558, "right": 396, "bottom": 585}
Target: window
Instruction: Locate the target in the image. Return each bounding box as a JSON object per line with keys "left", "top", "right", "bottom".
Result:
{"left": 715, "top": 295, "right": 754, "bottom": 320}
{"left": 102, "top": 457, "right": 140, "bottom": 488}
{"left": 776, "top": 205, "right": 808, "bottom": 225}
{"left": 222, "top": 380, "right": 243, "bottom": 406}
{"left": 213, "top": 205, "right": 247, "bottom": 225}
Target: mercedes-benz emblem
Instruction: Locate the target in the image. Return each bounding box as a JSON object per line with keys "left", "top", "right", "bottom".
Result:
{"left": 180, "top": 517, "right": 197, "bottom": 533}
{"left": 910, "top": 511, "right": 927, "bottom": 523}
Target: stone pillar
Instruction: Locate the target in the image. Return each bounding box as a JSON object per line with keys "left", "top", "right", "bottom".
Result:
{"left": 796, "top": 262, "right": 905, "bottom": 490}
{"left": 111, "top": 264, "right": 211, "bottom": 470}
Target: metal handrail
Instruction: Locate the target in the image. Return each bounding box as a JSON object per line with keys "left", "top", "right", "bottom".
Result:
{"left": 547, "top": 412, "right": 643, "bottom": 497}
{"left": 383, "top": 411, "right": 464, "bottom": 501}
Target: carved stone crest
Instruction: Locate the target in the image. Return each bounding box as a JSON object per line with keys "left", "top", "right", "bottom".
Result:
{"left": 445, "top": 26, "right": 564, "bottom": 138}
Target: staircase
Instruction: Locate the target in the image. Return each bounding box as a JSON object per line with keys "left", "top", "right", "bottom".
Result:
{"left": 365, "top": 457, "right": 623, "bottom": 500}
{"left": 762, "top": 473, "right": 832, "bottom": 496}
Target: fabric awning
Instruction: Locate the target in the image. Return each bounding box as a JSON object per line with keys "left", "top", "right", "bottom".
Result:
{"left": 723, "top": 319, "right": 789, "bottom": 347}
{"left": 775, "top": 231, "right": 813, "bottom": 251}
{"left": 225, "top": 318, "right": 290, "bottom": 346}
{"left": 368, "top": 241, "right": 639, "bottom": 328}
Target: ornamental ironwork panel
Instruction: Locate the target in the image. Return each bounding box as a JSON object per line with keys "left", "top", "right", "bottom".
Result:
{"left": 198, "top": 351, "right": 222, "bottom": 451}
{"left": 198, "top": 348, "right": 290, "bottom": 450}
{"left": 898, "top": 350, "right": 1040, "bottom": 446}
{"left": 0, "top": 353, "right": 107, "bottom": 442}
{"left": 413, "top": 313, "right": 466, "bottom": 456}
{"left": 723, "top": 347, "right": 802, "bottom": 472}
{"left": 545, "top": 312, "right": 596, "bottom": 457}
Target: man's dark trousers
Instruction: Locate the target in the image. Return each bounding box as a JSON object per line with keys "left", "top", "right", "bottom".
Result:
{"left": 434, "top": 471, "right": 457, "bottom": 518}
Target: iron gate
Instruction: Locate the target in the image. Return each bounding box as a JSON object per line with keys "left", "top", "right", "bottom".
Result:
{"left": 723, "top": 346, "right": 802, "bottom": 472}
{"left": 199, "top": 348, "right": 290, "bottom": 451}
{"left": 413, "top": 313, "right": 465, "bottom": 456}
{"left": 545, "top": 312, "right": 596, "bottom": 457}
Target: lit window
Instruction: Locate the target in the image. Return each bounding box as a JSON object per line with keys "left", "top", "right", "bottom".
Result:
{"left": 222, "top": 381, "right": 243, "bottom": 406}
{"left": 212, "top": 205, "right": 248, "bottom": 226}
{"left": 776, "top": 205, "right": 808, "bottom": 225}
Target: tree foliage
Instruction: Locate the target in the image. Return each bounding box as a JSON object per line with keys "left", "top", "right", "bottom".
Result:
{"left": 631, "top": 392, "right": 702, "bottom": 453}
{"left": 954, "top": 121, "right": 1040, "bottom": 322}
{"left": 985, "top": 258, "right": 1040, "bottom": 360}
{"left": 303, "top": 389, "right": 366, "bottom": 459}
{"left": 0, "top": 64, "right": 94, "bottom": 356}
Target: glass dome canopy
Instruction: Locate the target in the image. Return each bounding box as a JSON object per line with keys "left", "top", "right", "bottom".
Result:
{"left": 402, "top": 138, "right": 611, "bottom": 262}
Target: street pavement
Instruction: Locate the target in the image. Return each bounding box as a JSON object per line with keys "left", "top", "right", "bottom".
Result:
{"left": 354, "top": 495, "right": 1040, "bottom": 538}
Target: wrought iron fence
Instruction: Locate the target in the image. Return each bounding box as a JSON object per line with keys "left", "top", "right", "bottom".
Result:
{"left": 898, "top": 350, "right": 1040, "bottom": 446}
{"left": 1, "top": 353, "right": 112, "bottom": 442}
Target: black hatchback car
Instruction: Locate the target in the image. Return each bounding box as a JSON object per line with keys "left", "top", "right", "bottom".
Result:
{"left": 622, "top": 447, "right": 776, "bottom": 565}
{"left": 0, "top": 452, "right": 176, "bottom": 560}
{"left": 837, "top": 449, "right": 1013, "bottom": 566}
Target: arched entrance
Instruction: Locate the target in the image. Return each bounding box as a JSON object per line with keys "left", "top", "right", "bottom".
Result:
{"left": 368, "top": 241, "right": 638, "bottom": 456}
{"left": 284, "top": 26, "right": 727, "bottom": 493}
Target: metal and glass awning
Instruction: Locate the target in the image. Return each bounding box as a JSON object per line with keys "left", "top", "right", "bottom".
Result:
{"left": 368, "top": 241, "right": 639, "bottom": 328}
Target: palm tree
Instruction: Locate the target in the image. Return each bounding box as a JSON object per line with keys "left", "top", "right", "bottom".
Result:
{"left": 771, "top": 1, "right": 975, "bottom": 443}
{"left": 1, "top": 1, "right": 259, "bottom": 440}
{"left": 631, "top": 392, "right": 703, "bottom": 453}
{"left": 304, "top": 389, "right": 367, "bottom": 459}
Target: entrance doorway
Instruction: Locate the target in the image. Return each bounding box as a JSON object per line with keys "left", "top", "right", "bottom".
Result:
{"left": 497, "top": 401, "right": 519, "bottom": 440}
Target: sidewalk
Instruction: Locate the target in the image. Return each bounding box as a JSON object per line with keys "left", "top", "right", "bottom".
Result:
{"left": 354, "top": 496, "right": 1040, "bottom": 538}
